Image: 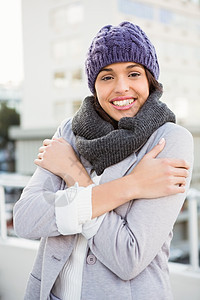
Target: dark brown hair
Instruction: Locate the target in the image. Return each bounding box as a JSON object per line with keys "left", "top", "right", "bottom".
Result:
{"left": 145, "top": 69, "right": 162, "bottom": 94}
{"left": 93, "top": 67, "right": 162, "bottom": 128}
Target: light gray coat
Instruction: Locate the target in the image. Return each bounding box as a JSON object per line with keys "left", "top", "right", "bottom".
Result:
{"left": 13, "top": 119, "right": 193, "bottom": 300}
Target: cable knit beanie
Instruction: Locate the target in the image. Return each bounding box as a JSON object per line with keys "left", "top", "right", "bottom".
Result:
{"left": 85, "top": 21, "right": 160, "bottom": 94}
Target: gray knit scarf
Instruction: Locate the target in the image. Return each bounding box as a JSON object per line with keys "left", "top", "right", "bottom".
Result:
{"left": 72, "top": 89, "right": 176, "bottom": 175}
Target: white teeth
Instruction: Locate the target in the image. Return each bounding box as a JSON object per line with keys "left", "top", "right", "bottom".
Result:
{"left": 112, "top": 99, "right": 134, "bottom": 107}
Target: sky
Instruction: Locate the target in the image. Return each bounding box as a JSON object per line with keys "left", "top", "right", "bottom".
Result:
{"left": 0, "top": 0, "right": 23, "bottom": 84}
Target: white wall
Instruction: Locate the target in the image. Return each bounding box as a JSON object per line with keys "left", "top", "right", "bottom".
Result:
{"left": 0, "top": 238, "right": 38, "bottom": 300}
{"left": 21, "top": 0, "right": 53, "bottom": 129}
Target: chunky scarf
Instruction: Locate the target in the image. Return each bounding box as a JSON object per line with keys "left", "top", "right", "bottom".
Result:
{"left": 72, "top": 89, "right": 176, "bottom": 175}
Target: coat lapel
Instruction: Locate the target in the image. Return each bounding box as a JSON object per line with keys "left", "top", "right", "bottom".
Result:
{"left": 41, "top": 235, "right": 76, "bottom": 299}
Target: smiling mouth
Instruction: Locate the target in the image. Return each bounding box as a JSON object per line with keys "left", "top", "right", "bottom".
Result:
{"left": 110, "top": 98, "right": 136, "bottom": 110}
{"left": 112, "top": 99, "right": 134, "bottom": 107}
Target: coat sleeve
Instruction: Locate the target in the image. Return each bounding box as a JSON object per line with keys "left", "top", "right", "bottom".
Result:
{"left": 13, "top": 118, "right": 104, "bottom": 240}
{"left": 87, "top": 125, "right": 194, "bottom": 280}
{"left": 13, "top": 166, "right": 63, "bottom": 239}
{"left": 13, "top": 118, "right": 70, "bottom": 239}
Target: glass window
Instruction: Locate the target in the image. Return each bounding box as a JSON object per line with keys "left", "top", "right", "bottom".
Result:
{"left": 51, "top": 40, "right": 69, "bottom": 63}
{"left": 159, "top": 8, "right": 173, "bottom": 24}
{"left": 118, "top": 0, "right": 154, "bottom": 20}
{"left": 50, "top": 7, "right": 68, "bottom": 33}
{"left": 51, "top": 38, "right": 82, "bottom": 63}
{"left": 69, "top": 39, "right": 82, "bottom": 59}
{"left": 67, "top": 2, "right": 84, "bottom": 24}
{"left": 190, "top": 0, "right": 200, "bottom": 4}
{"left": 72, "top": 68, "right": 82, "bottom": 81}
{"left": 50, "top": 2, "right": 83, "bottom": 33}
{"left": 53, "top": 71, "right": 69, "bottom": 88}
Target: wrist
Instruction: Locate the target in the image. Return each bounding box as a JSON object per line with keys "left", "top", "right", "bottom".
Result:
{"left": 60, "top": 162, "right": 93, "bottom": 187}
{"left": 123, "top": 173, "right": 140, "bottom": 200}
{"left": 91, "top": 174, "right": 140, "bottom": 218}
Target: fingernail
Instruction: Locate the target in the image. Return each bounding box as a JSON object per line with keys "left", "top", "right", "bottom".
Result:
{"left": 158, "top": 138, "right": 165, "bottom": 145}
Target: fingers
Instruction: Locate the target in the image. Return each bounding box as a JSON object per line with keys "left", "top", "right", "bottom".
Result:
{"left": 41, "top": 138, "right": 60, "bottom": 152}
{"left": 43, "top": 139, "right": 52, "bottom": 146}
{"left": 174, "top": 176, "right": 187, "bottom": 186}
{"left": 172, "top": 166, "right": 189, "bottom": 178}
{"left": 34, "top": 152, "right": 44, "bottom": 166}
{"left": 145, "top": 138, "right": 166, "bottom": 159}
{"left": 34, "top": 158, "right": 41, "bottom": 166}
{"left": 38, "top": 138, "right": 66, "bottom": 160}
{"left": 37, "top": 153, "right": 43, "bottom": 159}
{"left": 52, "top": 137, "right": 67, "bottom": 144}
{"left": 39, "top": 146, "right": 46, "bottom": 153}
{"left": 171, "top": 184, "right": 186, "bottom": 194}
{"left": 43, "top": 137, "right": 68, "bottom": 146}
{"left": 163, "top": 176, "right": 187, "bottom": 195}
{"left": 145, "top": 138, "right": 190, "bottom": 169}
{"left": 168, "top": 158, "right": 190, "bottom": 170}
{"left": 145, "top": 137, "right": 190, "bottom": 172}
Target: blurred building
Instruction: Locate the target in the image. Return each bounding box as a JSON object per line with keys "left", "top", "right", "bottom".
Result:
{"left": 10, "top": 0, "right": 200, "bottom": 175}
{"left": 0, "top": 82, "right": 22, "bottom": 112}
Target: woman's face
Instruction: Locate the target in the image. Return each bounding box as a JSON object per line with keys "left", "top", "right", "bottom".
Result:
{"left": 95, "top": 62, "right": 149, "bottom": 121}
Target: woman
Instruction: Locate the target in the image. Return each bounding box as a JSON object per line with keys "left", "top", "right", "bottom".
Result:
{"left": 14, "top": 22, "right": 193, "bottom": 300}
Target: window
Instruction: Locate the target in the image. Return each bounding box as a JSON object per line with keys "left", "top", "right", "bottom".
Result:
{"left": 67, "top": 2, "right": 84, "bottom": 25}
{"left": 159, "top": 8, "right": 173, "bottom": 25}
{"left": 51, "top": 38, "right": 82, "bottom": 63}
{"left": 50, "top": 6, "right": 67, "bottom": 33}
{"left": 51, "top": 40, "right": 69, "bottom": 63}
{"left": 53, "top": 71, "right": 69, "bottom": 88}
{"left": 72, "top": 68, "right": 82, "bottom": 82}
{"left": 50, "top": 2, "right": 84, "bottom": 33}
{"left": 69, "top": 39, "right": 82, "bottom": 59}
{"left": 118, "top": 0, "right": 154, "bottom": 20}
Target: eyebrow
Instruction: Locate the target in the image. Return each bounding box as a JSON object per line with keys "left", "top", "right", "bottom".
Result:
{"left": 127, "top": 64, "right": 143, "bottom": 69}
{"left": 99, "top": 63, "right": 143, "bottom": 73}
{"left": 99, "top": 68, "right": 113, "bottom": 73}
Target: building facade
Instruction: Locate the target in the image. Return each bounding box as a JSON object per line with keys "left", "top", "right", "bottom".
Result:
{"left": 0, "top": 82, "right": 22, "bottom": 112}
{"left": 11, "top": 0, "right": 200, "bottom": 174}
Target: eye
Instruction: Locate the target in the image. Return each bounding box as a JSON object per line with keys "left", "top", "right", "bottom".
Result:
{"left": 129, "top": 72, "right": 140, "bottom": 78}
{"left": 101, "top": 75, "right": 114, "bottom": 81}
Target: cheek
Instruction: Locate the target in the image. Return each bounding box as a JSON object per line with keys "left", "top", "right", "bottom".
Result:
{"left": 95, "top": 91, "right": 103, "bottom": 106}
{"left": 141, "top": 81, "right": 149, "bottom": 102}
{"left": 95, "top": 86, "right": 108, "bottom": 109}
{"left": 143, "top": 90, "right": 149, "bottom": 102}
{"left": 94, "top": 84, "right": 102, "bottom": 103}
{"left": 98, "top": 98, "right": 108, "bottom": 113}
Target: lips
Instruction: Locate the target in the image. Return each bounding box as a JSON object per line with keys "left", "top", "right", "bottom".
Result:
{"left": 110, "top": 96, "right": 136, "bottom": 110}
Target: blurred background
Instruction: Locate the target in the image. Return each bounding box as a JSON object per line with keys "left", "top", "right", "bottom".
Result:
{"left": 0, "top": 0, "right": 200, "bottom": 299}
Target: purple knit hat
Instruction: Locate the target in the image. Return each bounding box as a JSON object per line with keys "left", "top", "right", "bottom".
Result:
{"left": 85, "top": 21, "right": 160, "bottom": 94}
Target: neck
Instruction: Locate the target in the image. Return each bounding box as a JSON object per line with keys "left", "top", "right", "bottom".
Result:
{"left": 93, "top": 96, "right": 118, "bottom": 129}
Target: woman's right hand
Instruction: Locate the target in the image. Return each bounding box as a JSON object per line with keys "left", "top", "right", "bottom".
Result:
{"left": 129, "top": 138, "right": 190, "bottom": 199}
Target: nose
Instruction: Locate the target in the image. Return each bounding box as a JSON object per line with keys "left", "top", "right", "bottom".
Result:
{"left": 114, "top": 77, "right": 129, "bottom": 94}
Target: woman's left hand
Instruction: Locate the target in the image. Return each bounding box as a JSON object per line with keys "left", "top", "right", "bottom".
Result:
{"left": 34, "top": 137, "right": 93, "bottom": 186}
